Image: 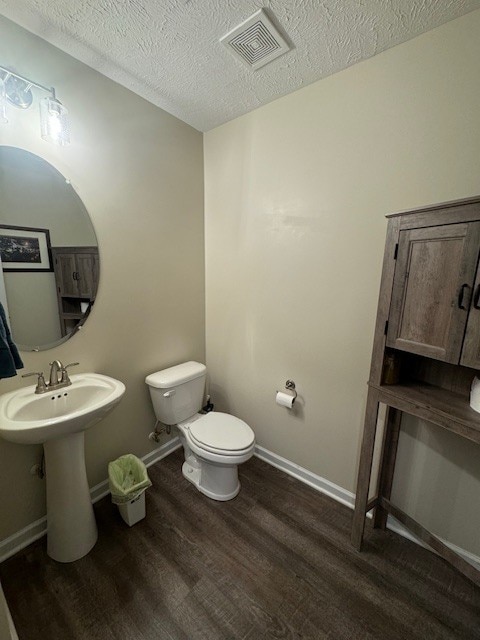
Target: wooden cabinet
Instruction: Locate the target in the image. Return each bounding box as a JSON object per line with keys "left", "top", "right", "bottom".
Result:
{"left": 460, "top": 258, "right": 480, "bottom": 369}
{"left": 352, "top": 196, "right": 480, "bottom": 588}
{"left": 386, "top": 222, "right": 480, "bottom": 364}
{"left": 52, "top": 247, "right": 99, "bottom": 336}
{"left": 53, "top": 248, "right": 98, "bottom": 299}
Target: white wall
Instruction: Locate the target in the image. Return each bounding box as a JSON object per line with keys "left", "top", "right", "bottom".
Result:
{"left": 0, "top": 16, "right": 204, "bottom": 541}
{"left": 204, "top": 11, "right": 480, "bottom": 556}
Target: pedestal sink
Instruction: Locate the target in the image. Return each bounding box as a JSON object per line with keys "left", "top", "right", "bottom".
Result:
{"left": 0, "top": 373, "right": 125, "bottom": 562}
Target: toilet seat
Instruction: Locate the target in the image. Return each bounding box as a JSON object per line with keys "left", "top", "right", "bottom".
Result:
{"left": 188, "top": 412, "right": 255, "bottom": 456}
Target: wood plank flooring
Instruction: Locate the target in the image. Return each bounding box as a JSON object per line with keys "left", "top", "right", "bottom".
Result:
{"left": 1, "top": 449, "right": 479, "bottom": 639}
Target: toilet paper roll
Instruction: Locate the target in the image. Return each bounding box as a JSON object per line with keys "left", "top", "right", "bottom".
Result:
{"left": 276, "top": 391, "right": 295, "bottom": 409}
{"left": 470, "top": 377, "right": 480, "bottom": 413}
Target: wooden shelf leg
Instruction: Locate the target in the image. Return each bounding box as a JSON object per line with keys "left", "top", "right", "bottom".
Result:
{"left": 373, "top": 407, "right": 402, "bottom": 530}
{"left": 351, "top": 389, "right": 380, "bottom": 550}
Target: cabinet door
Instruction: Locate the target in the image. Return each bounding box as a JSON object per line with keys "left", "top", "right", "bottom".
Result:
{"left": 386, "top": 222, "right": 480, "bottom": 363}
{"left": 54, "top": 253, "right": 78, "bottom": 297}
{"left": 460, "top": 261, "right": 480, "bottom": 369}
{"left": 76, "top": 252, "right": 98, "bottom": 298}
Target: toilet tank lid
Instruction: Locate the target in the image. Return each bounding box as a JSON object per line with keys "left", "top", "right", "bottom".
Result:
{"left": 145, "top": 361, "right": 206, "bottom": 388}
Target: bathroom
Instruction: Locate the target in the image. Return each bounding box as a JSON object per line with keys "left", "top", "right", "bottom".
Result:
{"left": 0, "top": 3, "right": 480, "bottom": 638}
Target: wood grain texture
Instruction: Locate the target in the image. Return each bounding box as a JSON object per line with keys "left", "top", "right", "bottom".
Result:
{"left": 386, "top": 223, "right": 480, "bottom": 363}
{"left": 369, "top": 217, "right": 400, "bottom": 386}
{"left": 461, "top": 257, "right": 480, "bottom": 369}
{"left": 388, "top": 199, "right": 480, "bottom": 222}
{"left": 372, "top": 407, "right": 402, "bottom": 530}
{"left": 2, "top": 450, "right": 479, "bottom": 640}
{"left": 370, "top": 381, "right": 480, "bottom": 444}
{"left": 351, "top": 389, "right": 381, "bottom": 550}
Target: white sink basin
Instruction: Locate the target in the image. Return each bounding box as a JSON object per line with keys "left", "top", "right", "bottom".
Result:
{"left": 0, "top": 373, "right": 126, "bottom": 563}
{"left": 0, "top": 373, "right": 125, "bottom": 445}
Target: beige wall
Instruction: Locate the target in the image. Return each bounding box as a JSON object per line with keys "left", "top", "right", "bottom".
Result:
{"left": 0, "top": 16, "right": 204, "bottom": 541}
{"left": 204, "top": 11, "right": 480, "bottom": 556}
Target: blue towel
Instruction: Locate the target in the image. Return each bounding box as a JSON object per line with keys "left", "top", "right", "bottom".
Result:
{"left": 0, "top": 302, "right": 23, "bottom": 378}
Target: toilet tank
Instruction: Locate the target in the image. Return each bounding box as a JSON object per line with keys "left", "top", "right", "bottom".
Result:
{"left": 145, "top": 361, "right": 206, "bottom": 425}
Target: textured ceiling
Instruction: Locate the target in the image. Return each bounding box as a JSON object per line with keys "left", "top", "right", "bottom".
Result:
{"left": 1, "top": 0, "right": 479, "bottom": 131}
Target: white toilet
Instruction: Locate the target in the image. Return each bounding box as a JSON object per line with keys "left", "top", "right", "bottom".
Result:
{"left": 145, "top": 361, "right": 255, "bottom": 501}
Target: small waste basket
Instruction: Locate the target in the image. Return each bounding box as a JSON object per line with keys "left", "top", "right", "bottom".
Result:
{"left": 108, "top": 454, "right": 152, "bottom": 526}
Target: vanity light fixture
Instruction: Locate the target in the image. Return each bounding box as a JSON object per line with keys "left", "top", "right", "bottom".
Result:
{"left": 0, "top": 65, "right": 70, "bottom": 146}
{"left": 0, "top": 76, "right": 7, "bottom": 124}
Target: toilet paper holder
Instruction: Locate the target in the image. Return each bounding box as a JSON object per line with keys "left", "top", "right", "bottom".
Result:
{"left": 283, "top": 379, "right": 297, "bottom": 400}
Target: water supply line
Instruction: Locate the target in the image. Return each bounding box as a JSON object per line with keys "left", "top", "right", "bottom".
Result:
{"left": 148, "top": 419, "right": 171, "bottom": 443}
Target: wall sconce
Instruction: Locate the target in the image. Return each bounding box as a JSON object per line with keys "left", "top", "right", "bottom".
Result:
{"left": 0, "top": 65, "right": 70, "bottom": 146}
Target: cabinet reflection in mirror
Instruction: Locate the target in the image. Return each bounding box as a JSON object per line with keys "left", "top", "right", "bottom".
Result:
{"left": 0, "top": 147, "right": 99, "bottom": 351}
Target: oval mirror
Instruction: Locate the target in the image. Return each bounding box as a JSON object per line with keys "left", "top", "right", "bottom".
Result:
{"left": 0, "top": 147, "right": 99, "bottom": 351}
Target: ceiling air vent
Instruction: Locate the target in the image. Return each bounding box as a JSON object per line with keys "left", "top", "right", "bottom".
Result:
{"left": 220, "top": 9, "right": 291, "bottom": 71}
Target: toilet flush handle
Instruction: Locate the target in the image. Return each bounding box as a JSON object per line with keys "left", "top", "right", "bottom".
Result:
{"left": 163, "top": 390, "right": 176, "bottom": 398}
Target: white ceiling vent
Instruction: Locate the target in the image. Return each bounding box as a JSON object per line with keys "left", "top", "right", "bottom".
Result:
{"left": 220, "top": 9, "right": 291, "bottom": 71}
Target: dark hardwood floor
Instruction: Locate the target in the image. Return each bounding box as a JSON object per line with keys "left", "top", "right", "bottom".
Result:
{"left": 1, "top": 449, "right": 479, "bottom": 639}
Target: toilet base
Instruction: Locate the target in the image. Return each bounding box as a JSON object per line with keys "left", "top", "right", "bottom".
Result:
{"left": 182, "top": 461, "right": 240, "bottom": 501}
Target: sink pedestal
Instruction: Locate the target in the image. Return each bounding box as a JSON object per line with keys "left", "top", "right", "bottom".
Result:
{"left": 44, "top": 431, "right": 97, "bottom": 563}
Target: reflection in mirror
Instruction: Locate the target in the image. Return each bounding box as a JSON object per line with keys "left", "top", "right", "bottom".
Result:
{"left": 0, "top": 147, "right": 99, "bottom": 351}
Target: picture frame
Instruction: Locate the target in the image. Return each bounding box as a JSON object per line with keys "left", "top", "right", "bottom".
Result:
{"left": 0, "top": 225, "right": 53, "bottom": 272}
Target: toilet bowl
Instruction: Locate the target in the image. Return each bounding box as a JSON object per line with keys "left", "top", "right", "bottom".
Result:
{"left": 145, "top": 362, "right": 255, "bottom": 501}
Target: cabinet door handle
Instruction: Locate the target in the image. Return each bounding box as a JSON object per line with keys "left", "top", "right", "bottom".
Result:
{"left": 72, "top": 271, "right": 77, "bottom": 281}
{"left": 458, "top": 283, "right": 471, "bottom": 310}
{"left": 474, "top": 284, "right": 480, "bottom": 310}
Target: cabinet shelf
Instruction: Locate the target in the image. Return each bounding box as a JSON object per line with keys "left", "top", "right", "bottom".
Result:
{"left": 370, "top": 381, "right": 480, "bottom": 444}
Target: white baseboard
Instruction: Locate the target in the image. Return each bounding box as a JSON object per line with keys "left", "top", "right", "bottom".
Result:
{"left": 0, "top": 518, "right": 47, "bottom": 566}
{"left": 254, "top": 444, "right": 480, "bottom": 571}
{"left": 254, "top": 445, "right": 356, "bottom": 509}
{"left": 0, "top": 438, "right": 181, "bottom": 564}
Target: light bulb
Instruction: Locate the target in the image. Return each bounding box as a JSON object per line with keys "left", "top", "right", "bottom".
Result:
{"left": 39, "top": 96, "right": 70, "bottom": 146}
{"left": 0, "top": 77, "right": 8, "bottom": 124}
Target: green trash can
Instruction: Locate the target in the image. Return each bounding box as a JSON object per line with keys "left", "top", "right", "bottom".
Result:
{"left": 108, "top": 454, "right": 152, "bottom": 526}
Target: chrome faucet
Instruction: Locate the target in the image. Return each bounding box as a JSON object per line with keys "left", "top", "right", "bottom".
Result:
{"left": 48, "top": 360, "right": 80, "bottom": 390}
{"left": 49, "top": 360, "right": 63, "bottom": 387}
{"left": 22, "top": 361, "right": 79, "bottom": 394}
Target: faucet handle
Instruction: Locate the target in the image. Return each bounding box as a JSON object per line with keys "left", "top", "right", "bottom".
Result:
{"left": 22, "top": 372, "right": 48, "bottom": 394}
{"left": 60, "top": 362, "right": 79, "bottom": 384}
